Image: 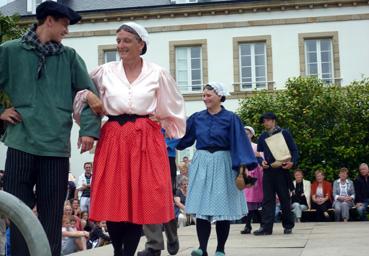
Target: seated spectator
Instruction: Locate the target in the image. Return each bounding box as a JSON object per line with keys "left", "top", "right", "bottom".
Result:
{"left": 182, "top": 156, "right": 191, "bottom": 166}
{"left": 354, "top": 163, "right": 369, "bottom": 221}
{"left": 71, "top": 199, "right": 81, "bottom": 217}
{"left": 64, "top": 203, "right": 82, "bottom": 231}
{"left": 87, "top": 221, "right": 110, "bottom": 249}
{"left": 311, "top": 170, "right": 332, "bottom": 221}
{"left": 333, "top": 167, "right": 355, "bottom": 222}
{"left": 174, "top": 176, "right": 194, "bottom": 227}
{"left": 275, "top": 195, "right": 281, "bottom": 223}
{"left": 61, "top": 216, "right": 89, "bottom": 255}
{"left": 291, "top": 169, "right": 311, "bottom": 222}
{"left": 176, "top": 161, "right": 189, "bottom": 187}
{"left": 66, "top": 173, "right": 76, "bottom": 201}
{"left": 80, "top": 211, "right": 94, "bottom": 232}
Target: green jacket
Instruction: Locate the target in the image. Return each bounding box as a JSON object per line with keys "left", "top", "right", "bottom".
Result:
{"left": 0, "top": 39, "right": 101, "bottom": 157}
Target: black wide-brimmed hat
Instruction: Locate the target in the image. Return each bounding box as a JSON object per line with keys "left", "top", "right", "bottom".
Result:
{"left": 259, "top": 112, "right": 277, "bottom": 123}
{"left": 36, "top": 1, "right": 81, "bottom": 25}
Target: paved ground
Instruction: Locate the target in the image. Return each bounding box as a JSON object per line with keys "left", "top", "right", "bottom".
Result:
{"left": 71, "top": 222, "right": 369, "bottom": 256}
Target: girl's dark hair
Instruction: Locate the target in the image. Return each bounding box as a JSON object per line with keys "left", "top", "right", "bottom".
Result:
{"left": 116, "top": 25, "right": 147, "bottom": 55}
{"left": 203, "top": 84, "right": 226, "bottom": 102}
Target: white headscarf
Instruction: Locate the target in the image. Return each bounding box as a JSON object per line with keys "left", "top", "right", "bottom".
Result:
{"left": 206, "top": 82, "right": 230, "bottom": 97}
{"left": 121, "top": 22, "right": 149, "bottom": 46}
{"left": 244, "top": 126, "right": 255, "bottom": 136}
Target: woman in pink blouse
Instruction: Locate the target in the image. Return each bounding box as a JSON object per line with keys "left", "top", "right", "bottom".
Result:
{"left": 75, "top": 22, "right": 186, "bottom": 256}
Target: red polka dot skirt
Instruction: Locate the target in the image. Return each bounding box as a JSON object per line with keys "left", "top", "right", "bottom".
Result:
{"left": 89, "top": 118, "right": 174, "bottom": 224}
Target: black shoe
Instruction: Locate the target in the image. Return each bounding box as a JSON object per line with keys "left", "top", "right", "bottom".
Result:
{"left": 167, "top": 239, "right": 179, "bottom": 255}
{"left": 284, "top": 228, "right": 292, "bottom": 235}
{"left": 137, "top": 248, "right": 161, "bottom": 256}
{"left": 253, "top": 228, "right": 272, "bottom": 236}
{"left": 240, "top": 227, "right": 252, "bottom": 234}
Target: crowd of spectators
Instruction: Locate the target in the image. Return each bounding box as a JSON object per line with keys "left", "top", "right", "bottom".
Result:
{"left": 60, "top": 162, "right": 111, "bottom": 255}
{"left": 0, "top": 156, "right": 367, "bottom": 254}
{"left": 272, "top": 164, "right": 369, "bottom": 224}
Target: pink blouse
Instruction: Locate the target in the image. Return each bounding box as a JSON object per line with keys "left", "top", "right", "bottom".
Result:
{"left": 74, "top": 59, "right": 186, "bottom": 138}
{"left": 244, "top": 142, "right": 264, "bottom": 203}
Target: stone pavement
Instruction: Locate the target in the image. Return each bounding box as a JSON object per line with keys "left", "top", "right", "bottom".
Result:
{"left": 71, "top": 222, "right": 369, "bottom": 256}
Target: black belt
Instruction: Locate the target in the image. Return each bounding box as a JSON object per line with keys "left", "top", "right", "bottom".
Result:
{"left": 200, "top": 147, "right": 228, "bottom": 153}
{"left": 107, "top": 114, "right": 149, "bottom": 125}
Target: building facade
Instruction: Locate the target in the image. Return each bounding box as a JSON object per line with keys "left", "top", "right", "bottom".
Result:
{"left": 1, "top": 0, "right": 369, "bottom": 174}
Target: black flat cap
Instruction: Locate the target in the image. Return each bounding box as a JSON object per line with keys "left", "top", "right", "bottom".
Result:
{"left": 260, "top": 112, "right": 277, "bottom": 123}
{"left": 36, "top": 1, "right": 81, "bottom": 25}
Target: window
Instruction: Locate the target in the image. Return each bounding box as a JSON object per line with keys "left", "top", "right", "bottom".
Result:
{"left": 304, "top": 39, "right": 333, "bottom": 83}
{"left": 233, "top": 35, "right": 273, "bottom": 92}
{"left": 98, "top": 45, "right": 119, "bottom": 65}
{"left": 175, "top": 46, "right": 202, "bottom": 92}
{"left": 299, "top": 32, "right": 341, "bottom": 85}
{"left": 239, "top": 42, "right": 267, "bottom": 90}
{"left": 104, "top": 50, "right": 119, "bottom": 63}
{"left": 169, "top": 39, "right": 208, "bottom": 94}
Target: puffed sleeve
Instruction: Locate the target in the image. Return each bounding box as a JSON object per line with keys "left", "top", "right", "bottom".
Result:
{"left": 230, "top": 113, "right": 258, "bottom": 171}
{"left": 72, "top": 65, "right": 105, "bottom": 125}
{"left": 155, "top": 69, "right": 186, "bottom": 138}
{"left": 176, "top": 112, "right": 197, "bottom": 150}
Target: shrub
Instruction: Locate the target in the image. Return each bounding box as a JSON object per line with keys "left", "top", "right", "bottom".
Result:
{"left": 237, "top": 77, "right": 369, "bottom": 181}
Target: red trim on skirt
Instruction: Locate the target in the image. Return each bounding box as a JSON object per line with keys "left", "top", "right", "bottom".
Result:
{"left": 89, "top": 118, "right": 174, "bottom": 224}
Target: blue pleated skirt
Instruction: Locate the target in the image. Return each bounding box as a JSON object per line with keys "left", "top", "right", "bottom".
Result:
{"left": 186, "top": 150, "right": 248, "bottom": 222}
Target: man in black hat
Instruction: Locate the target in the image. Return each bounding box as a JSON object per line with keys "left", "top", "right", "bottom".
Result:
{"left": 0, "top": 1, "right": 100, "bottom": 255}
{"left": 253, "top": 112, "right": 298, "bottom": 235}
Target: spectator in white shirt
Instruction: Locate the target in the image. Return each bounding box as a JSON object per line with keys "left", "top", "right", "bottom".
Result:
{"left": 332, "top": 167, "right": 355, "bottom": 222}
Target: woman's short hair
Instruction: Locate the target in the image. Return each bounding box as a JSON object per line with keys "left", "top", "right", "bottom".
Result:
{"left": 294, "top": 168, "right": 304, "bottom": 175}
{"left": 314, "top": 169, "right": 325, "bottom": 176}
{"left": 339, "top": 167, "right": 349, "bottom": 174}
{"left": 179, "top": 176, "right": 189, "bottom": 185}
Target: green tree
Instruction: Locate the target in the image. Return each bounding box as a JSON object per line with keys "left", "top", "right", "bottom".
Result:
{"left": 0, "top": 13, "right": 25, "bottom": 133}
{"left": 237, "top": 77, "right": 369, "bottom": 181}
{"left": 0, "top": 13, "right": 24, "bottom": 44}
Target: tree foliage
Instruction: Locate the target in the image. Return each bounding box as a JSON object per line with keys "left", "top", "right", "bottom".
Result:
{"left": 0, "top": 13, "right": 24, "bottom": 44}
{"left": 237, "top": 77, "right": 369, "bottom": 181}
{"left": 0, "top": 13, "right": 25, "bottom": 133}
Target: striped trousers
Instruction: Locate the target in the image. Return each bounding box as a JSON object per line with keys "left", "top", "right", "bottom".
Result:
{"left": 4, "top": 147, "right": 69, "bottom": 256}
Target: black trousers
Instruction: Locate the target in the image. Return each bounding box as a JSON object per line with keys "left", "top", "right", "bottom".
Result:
{"left": 311, "top": 201, "right": 332, "bottom": 221}
{"left": 261, "top": 168, "right": 294, "bottom": 231}
{"left": 4, "top": 147, "right": 69, "bottom": 256}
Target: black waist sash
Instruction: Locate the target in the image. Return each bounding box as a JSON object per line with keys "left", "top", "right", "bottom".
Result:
{"left": 200, "top": 146, "right": 228, "bottom": 153}
{"left": 107, "top": 114, "right": 149, "bottom": 125}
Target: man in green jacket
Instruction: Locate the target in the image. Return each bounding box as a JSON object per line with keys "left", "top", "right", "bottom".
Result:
{"left": 0, "top": 2, "right": 100, "bottom": 255}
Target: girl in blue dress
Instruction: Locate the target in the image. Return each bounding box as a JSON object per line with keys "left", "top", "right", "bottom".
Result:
{"left": 176, "top": 82, "right": 257, "bottom": 256}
